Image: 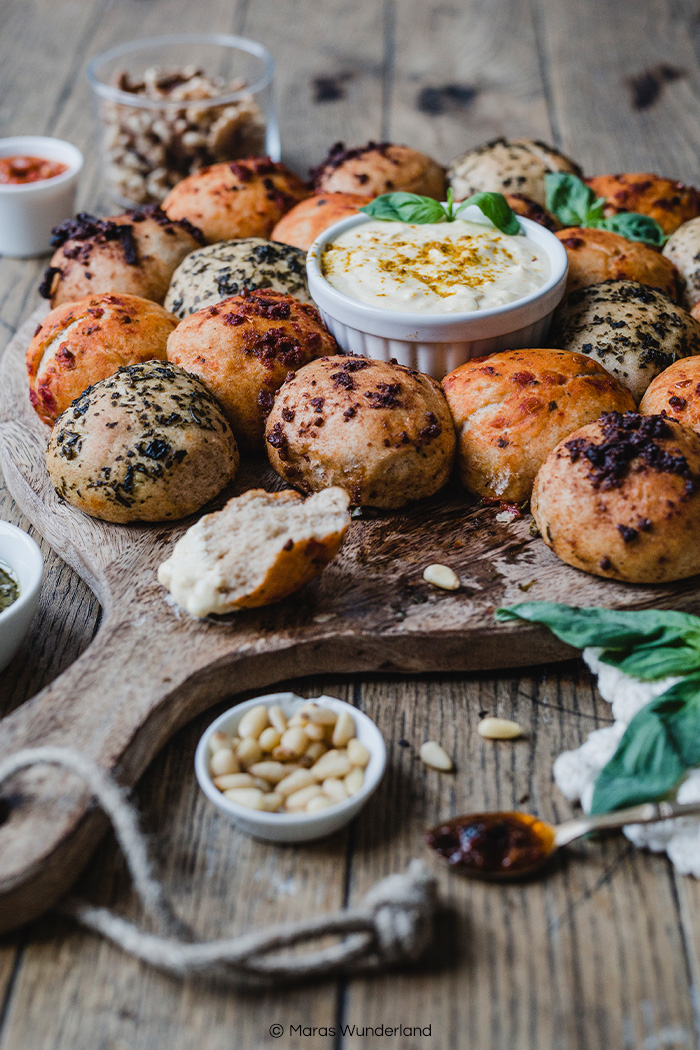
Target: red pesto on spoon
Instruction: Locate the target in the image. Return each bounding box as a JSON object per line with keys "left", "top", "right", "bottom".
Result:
{"left": 425, "top": 800, "right": 700, "bottom": 879}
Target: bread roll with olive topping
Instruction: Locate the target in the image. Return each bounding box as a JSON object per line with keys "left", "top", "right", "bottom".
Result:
{"left": 162, "top": 158, "right": 310, "bottom": 243}
{"left": 532, "top": 411, "right": 700, "bottom": 582}
{"left": 310, "top": 142, "right": 446, "bottom": 199}
{"left": 46, "top": 362, "right": 238, "bottom": 523}
{"left": 585, "top": 173, "right": 700, "bottom": 236}
{"left": 556, "top": 227, "right": 680, "bottom": 300}
{"left": 164, "top": 238, "right": 310, "bottom": 319}
{"left": 265, "top": 356, "right": 456, "bottom": 508}
{"left": 166, "top": 289, "right": 338, "bottom": 449}
{"left": 27, "top": 292, "right": 178, "bottom": 426}
{"left": 442, "top": 348, "right": 635, "bottom": 503}
{"left": 40, "top": 208, "right": 204, "bottom": 307}
{"left": 448, "top": 138, "right": 582, "bottom": 207}
{"left": 639, "top": 357, "right": 700, "bottom": 434}
{"left": 549, "top": 280, "right": 700, "bottom": 401}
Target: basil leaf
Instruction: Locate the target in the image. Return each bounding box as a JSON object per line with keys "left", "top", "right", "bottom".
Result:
{"left": 360, "top": 193, "right": 445, "bottom": 223}
{"left": 495, "top": 602, "right": 700, "bottom": 679}
{"left": 596, "top": 212, "right": 668, "bottom": 247}
{"left": 545, "top": 172, "right": 599, "bottom": 227}
{"left": 454, "top": 192, "right": 521, "bottom": 235}
{"left": 590, "top": 675, "right": 700, "bottom": 813}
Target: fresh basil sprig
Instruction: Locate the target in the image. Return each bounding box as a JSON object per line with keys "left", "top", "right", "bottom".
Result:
{"left": 360, "top": 189, "right": 522, "bottom": 235}
{"left": 544, "top": 172, "right": 667, "bottom": 247}
{"left": 590, "top": 675, "right": 700, "bottom": 813}
{"left": 495, "top": 602, "right": 700, "bottom": 680}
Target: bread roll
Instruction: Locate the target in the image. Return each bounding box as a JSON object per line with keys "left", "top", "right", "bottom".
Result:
{"left": 166, "top": 289, "right": 337, "bottom": 449}
{"left": 549, "top": 280, "right": 700, "bottom": 401}
{"left": 27, "top": 292, "right": 178, "bottom": 425}
{"left": 271, "top": 192, "right": 368, "bottom": 251}
{"left": 46, "top": 362, "right": 238, "bottom": 523}
{"left": 442, "top": 348, "right": 635, "bottom": 503}
{"left": 504, "top": 194, "right": 559, "bottom": 231}
{"left": 639, "top": 357, "right": 700, "bottom": 434}
{"left": 448, "top": 138, "right": 582, "bottom": 207}
{"left": 39, "top": 208, "right": 204, "bottom": 307}
{"left": 158, "top": 487, "right": 351, "bottom": 616}
{"left": 162, "top": 158, "right": 309, "bottom": 243}
{"left": 532, "top": 411, "right": 700, "bottom": 582}
{"left": 310, "top": 142, "right": 446, "bottom": 199}
{"left": 265, "top": 356, "right": 456, "bottom": 508}
{"left": 556, "top": 227, "right": 679, "bottom": 300}
{"left": 662, "top": 217, "right": 700, "bottom": 310}
{"left": 164, "top": 238, "right": 310, "bottom": 319}
{"left": 585, "top": 173, "right": 700, "bottom": 235}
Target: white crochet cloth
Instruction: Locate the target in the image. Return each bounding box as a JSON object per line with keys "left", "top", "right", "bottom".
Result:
{"left": 553, "top": 649, "right": 700, "bottom": 875}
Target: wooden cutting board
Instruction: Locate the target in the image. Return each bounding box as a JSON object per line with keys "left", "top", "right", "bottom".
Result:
{"left": 0, "top": 307, "right": 699, "bottom": 932}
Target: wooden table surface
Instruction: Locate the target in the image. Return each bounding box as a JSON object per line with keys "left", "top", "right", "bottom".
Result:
{"left": 2, "top": 0, "right": 700, "bottom": 1047}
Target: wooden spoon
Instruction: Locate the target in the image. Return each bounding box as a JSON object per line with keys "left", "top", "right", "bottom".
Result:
{"left": 425, "top": 799, "right": 700, "bottom": 879}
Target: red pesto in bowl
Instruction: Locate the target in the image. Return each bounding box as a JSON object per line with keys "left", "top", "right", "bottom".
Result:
{"left": 0, "top": 155, "right": 69, "bottom": 185}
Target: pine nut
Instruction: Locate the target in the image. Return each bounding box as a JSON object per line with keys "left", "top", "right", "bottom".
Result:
{"left": 304, "top": 741, "right": 328, "bottom": 763}
{"left": 248, "top": 761, "right": 288, "bottom": 784}
{"left": 423, "top": 564, "right": 460, "bottom": 590}
{"left": 344, "top": 768, "right": 364, "bottom": 796}
{"left": 213, "top": 772, "right": 258, "bottom": 790}
{"left": 223, "top": 787, "right": 266, "bottom": 810}
{"left": 277, "top": 726, "right": 310, "bottom": 758}
{"left": 478, "top": 717, "right": 523, "bottom": 740}
{"left": 251, "top": 777, "right": 272, "bottom": 793}
{"left": 306, "top": 794, "right": 333, "bottom": 812}
{"left": 259, "top": 792, "right": 283, "bottom": 813}
{"left": 332, "top": 710, "right": 355, "bottom": 748}
{"left": 209, "top": 731, "right": 230, "bottom": 754}
{"left": 288, "top": 712, "right": 308, "bottom": 728}
{"left": 209, "top": 747, "right": 239, "bottom": 777}
{"left": 347, "top": 739, "right": 370, "bottom": 768}
{"left": 303, "top": 721, "right": 326, "bottom": 742}
{"left": 277, "top": 768, "right": 316, "bottom": 798}
{"left": 420, "top": 740, "right": 454, "bottom": 771}
{"left": 285, "top": 785, "right": 323, "bottom": 811}
{"left": 322, "top": 778, "right": 348, "bottom": 803}
{"left": 236, "top": 738, "right": 263, "bottom": 769}
{"left": 238, "top": 705, "right": 270, "bottom": 740}
{"left": 268, "top": 705, "right": 287, "bottom": 733}
{"left": 311, "top": 750, "right": 352, "bottom": 781}
{"left": 258, "top": 727, "right": 282, "bottom": 752}
{"left": 301, "top": 704, "right": 338, "bottom": 726}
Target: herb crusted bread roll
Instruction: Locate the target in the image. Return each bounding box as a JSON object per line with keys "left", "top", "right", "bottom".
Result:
{"left": 46, "top": 362, "right": 238, "bottom": 523}
{"left": 158, "top": 487, "right": 351, "bottom": 616}
{"left": 448, "top": 138, "right": 582, "bottom": 207}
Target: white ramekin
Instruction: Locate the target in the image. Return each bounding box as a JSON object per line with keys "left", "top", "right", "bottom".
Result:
{"left": 306, "top": 208, "right": 569, "bottom": 378}
{"left": 0, "top": 136, "right": 83, "bottom": 257}
{"left": 0, "top": 522, "right": 43, "bottom": 673}
{"left": 195, "top": 692, "right": 387, "bottom": 843}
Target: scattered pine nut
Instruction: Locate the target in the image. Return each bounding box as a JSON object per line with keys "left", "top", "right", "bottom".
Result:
{"left": 420, "top": 740, "right": 454, "bottom": 772}
{"left": 478, "top": 717, "right": 523, "bottom": 740}
{"left": 423, "top": 564, "right": 460, "bottom": 591}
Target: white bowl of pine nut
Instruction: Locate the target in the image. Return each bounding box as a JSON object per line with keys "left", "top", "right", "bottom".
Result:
{"left": 194, "top": 692, "right": 387, "bottom": 843}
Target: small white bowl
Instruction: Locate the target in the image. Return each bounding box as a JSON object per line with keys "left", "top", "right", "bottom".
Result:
{"left": 195, "top": 692, "right": 387, "bottom": 843}
{"left": 307, "top": 208, "right": 569, "bottom": 378}
{"left": 0, "top": 136, "right": 83, "bottom": 257}
{"left": 0, "top": 523, "right": 43, "bottom": 673}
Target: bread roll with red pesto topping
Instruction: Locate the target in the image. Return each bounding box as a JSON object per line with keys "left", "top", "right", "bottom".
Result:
{"left": 442, "top": 348, "right": 635, "bottom": 504}
{"left": 166, "top": 289, "right": 337, "bottom": 449}
{"left": 39, "top": 207, "right": 204, "bottom": 308}
{"left": 271, "top": 192, "right": 368, "bottom": 251}
{"left": 639, "top": 357, "right": 700, "bottom": 434}
{"left": 310, "top": 142, "right": 446, "bottom": 199}
{"left": 162, "top": 158, "right": 310, "bottom": 243}
{"left": 556, "top": 227, "right": 680, "bottom": 300}
{"left": 265, "top": 356, "right": 456, "bottom": 509}
{"left": 532, "top": 411, "right": 700, "bottom": 582}
{"left": 27, "top": 292, "right": 178, "bottom": 426}
{"left": 585, "top": 173, "right": 700, "bottom": 236}
{"left": 504, "top": 194, "right": 559, "bottom": 231}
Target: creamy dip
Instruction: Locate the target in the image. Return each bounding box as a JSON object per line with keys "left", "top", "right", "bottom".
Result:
{"left": 322, "top": 219, "right": 550, "bottom": 314}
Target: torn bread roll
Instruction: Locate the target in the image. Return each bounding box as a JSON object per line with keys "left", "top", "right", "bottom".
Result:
{"left": 158, "top": 487, "right": 351, "bottom": 616}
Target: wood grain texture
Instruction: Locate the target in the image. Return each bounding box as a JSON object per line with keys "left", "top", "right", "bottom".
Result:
{"left": 1, "top": 0, "right": 700, "bottom": 1046}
